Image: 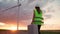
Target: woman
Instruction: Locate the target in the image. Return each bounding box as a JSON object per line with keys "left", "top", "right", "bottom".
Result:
{"left": 31, "top": 6, "right": 44, "bottom": 34}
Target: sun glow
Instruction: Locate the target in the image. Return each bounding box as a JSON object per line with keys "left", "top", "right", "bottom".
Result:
{"left": 8, "top": 26, "right": 17, "bottom": 32}
{"left": 0, "top": 22, "right": 5, "bottom": 26}
{"left": 9, "top": 26, "right": 17, "bottom": 30}
{"left": 19, "top": 27, "right": 27, "bottom": 30}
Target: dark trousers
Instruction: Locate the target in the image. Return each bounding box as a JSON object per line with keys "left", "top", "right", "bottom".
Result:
{"left": 38, "top": 25, "right": 41, "bottom": 34}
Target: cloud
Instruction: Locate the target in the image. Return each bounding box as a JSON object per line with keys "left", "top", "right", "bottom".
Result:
{"left": 0, "top": 0, "right": 60, "bottom": 30}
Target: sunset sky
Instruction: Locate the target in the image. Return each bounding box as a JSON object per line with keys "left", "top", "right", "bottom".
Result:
{"left": 0, "top": 0, "right": 60, "bottom": 30}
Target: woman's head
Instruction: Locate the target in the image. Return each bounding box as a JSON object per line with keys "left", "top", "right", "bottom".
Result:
{"left": 35, "top": 6, "right": 41, "bottom": 14}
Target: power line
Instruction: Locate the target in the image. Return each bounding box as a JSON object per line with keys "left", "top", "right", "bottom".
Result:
{"left": 0, "top": 3, "right": 21, "bottom": 14}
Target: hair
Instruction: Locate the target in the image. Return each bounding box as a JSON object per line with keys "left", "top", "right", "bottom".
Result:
{"left": 35, "top": 6, "right": 41, "bottom": 14}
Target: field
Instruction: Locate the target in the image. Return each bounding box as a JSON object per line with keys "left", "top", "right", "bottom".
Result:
{"left": 41, "top": 30, "right": 60, "bottom": 34}
{"left": 0, "top": 29, "right": 60, "bottom": 34}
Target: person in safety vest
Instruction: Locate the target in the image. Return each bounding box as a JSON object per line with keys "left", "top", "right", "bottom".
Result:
{"left": 31, "top": 6, "right": 44, "bottom": 34}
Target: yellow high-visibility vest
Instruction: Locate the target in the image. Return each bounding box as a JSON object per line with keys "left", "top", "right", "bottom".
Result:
{"left": 32, "top": 7, "right": 44, "bottom": 25}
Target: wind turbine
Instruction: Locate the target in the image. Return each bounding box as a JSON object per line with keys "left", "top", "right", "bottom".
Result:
{"left": 0, "top": 0, "right": 21, "bottom": 31}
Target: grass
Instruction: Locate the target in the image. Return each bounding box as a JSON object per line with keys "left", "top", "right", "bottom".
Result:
{"left": 41, "top": 30, "right": 60, "bottom": 34}
{"left": 0, "top": 29, "right": 60, "bottom": 34}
